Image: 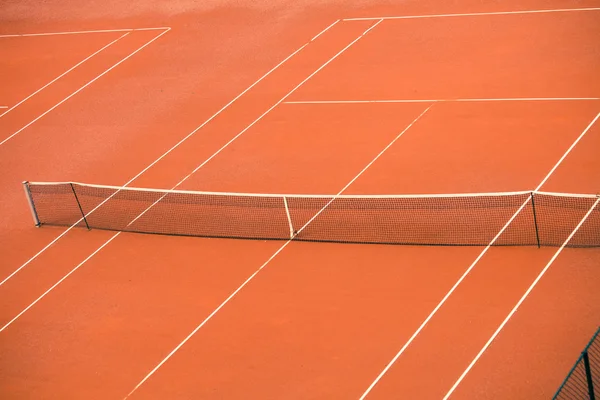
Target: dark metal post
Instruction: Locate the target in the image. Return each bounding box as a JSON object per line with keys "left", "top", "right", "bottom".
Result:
{"left": 22, "top": 181, "right": 41, "bottom": 227}
{"left": 583, "top": 350, "right": 596, "bottom": 400}
{"left": 531, "top": 192, "right": 541, "bottom": 248}
{"left": 70, "top": 183, "right": 90, "bottom": 230}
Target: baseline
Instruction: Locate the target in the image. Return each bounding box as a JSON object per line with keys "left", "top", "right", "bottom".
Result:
{"left": 0, "top": 27, "right": 168, "bottom": 38}
{"left": 344, "top": 7, "right": 600, "bottom": 21}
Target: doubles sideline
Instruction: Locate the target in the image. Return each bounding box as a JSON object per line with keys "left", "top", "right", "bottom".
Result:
{"left": 359, "top": 111, "right": 600, "bottom": 399}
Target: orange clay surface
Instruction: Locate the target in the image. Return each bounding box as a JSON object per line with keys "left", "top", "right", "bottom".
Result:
{"left": 0, "top": 1, "right": 599, "bottom": 399}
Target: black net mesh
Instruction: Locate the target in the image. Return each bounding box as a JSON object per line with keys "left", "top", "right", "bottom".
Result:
{"left": 591, "top": 337, "right": 600, "bottom": 398}
{"left": 289, "top": 194, "right": 534, "bottom": 246}
{"left": 26, "top": 182, "right": 600, "bottom": 247}
{"left": 554, "top": 327, "right": 600, "bottom": 400}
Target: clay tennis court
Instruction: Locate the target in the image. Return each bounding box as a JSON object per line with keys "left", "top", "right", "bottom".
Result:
{"left": 1, "top": 1, "right": 599, "bottom": 398}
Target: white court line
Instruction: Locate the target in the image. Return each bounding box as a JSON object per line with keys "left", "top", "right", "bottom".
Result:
{"left": 123, "top": 19, "right": 385, "bottom": 398}
{"left": 26, "top": 182, "right": 600, "bottom": 199}
{"left": 0, "top": 28, "right": 170, "bottom": 147}
{"left": 37, "top": 19, "right": 345, "bottom": 232}
{"left": 28, "top": 181, "right": 538, "bottom": 199}
{"left": 0, "top": 32, "right": 130, "bottom": 120}
{"left": 0, "top": 25, "right": 309, "bottom": 324}
{"left": 359, "top": 111, "right": 600, "bottom": 399}
{"left": 125, "top": 78, "right": 435, "bottom": 400}
{"left": 1, "top": 17, "right": 348, "bottom": 327}
{"left": 0, "top": 235, "right": 120, "bottom": 333}
{"left": 344, "top": 7, "right": 600, "bottom": 21}
{"left": 0, "top": 106, "right": 8, "bottom": 109}
{"left": 116, "top": 19, "right": 377, "bottom": 230}
{"left": 0, "top": 18, "right": 340, "bottom": 288}
{"left": 443, "top": 196, "right": 600, "bottom": 399}
{"left": 295, "top": 104, "right": 432, "bottom": 236}
{"left": 535, "top": 112, "right": 600, "bottom": 190}
{"left": 0, "top": 27, "right": 169, "bottom": 38}
{"left": 285, "top": 97, "right": 600, "bottom": 105}
{"left": 311, "top": 20, "right": 339, "bottom": 42}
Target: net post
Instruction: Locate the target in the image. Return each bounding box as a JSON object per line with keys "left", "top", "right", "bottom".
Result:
{"left": 22, "top": 181, "right": 40, "bottom": 227}
{"left": 583, "top": 350, "right": 596, "bottom": 400}
{"left": 530, "top": 192, "right": 541, "bottom": 248}
{"left": 283, "top": 196, "right": 294, "bottom": 239}
{"left": 70, "top": 183, "right": 90, "bottom": 230}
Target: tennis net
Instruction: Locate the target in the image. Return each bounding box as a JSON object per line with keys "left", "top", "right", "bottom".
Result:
{"left": 22, "top": 181, "right": 600, "bottom": 247}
